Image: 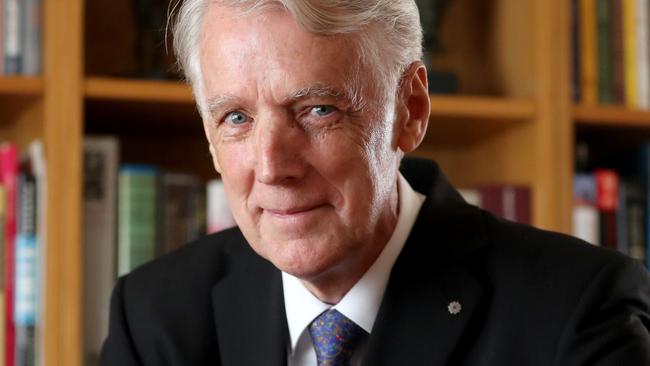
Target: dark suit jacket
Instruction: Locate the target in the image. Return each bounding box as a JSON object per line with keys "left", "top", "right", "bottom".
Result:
{"left": 101, "top": 158, "right": 650, "bottom": 365}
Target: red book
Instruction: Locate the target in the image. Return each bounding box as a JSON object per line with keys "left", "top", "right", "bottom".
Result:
{"left": 476, "top": 185, "right": 532, "bottom": 225}
{"left": 595, "top": 169, "right": 619, "bottom": 250}
{"left": 0, "top": 143, "right": 18, "bottom": 366}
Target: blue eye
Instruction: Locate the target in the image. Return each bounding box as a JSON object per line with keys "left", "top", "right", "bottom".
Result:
{"left": 225, "top": 111, "right": 249, "bottom": 125}
{"left": 311, "top": 105, "right": 335, "bottom": 117}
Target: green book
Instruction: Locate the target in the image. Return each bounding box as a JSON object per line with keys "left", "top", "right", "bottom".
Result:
{"left": 117, "top": 165, "right": 158, "bottom": 276}
{"left": 596, "top": 0, "right": 614, "bottom": 104}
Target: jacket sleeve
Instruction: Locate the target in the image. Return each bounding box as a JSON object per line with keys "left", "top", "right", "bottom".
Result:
{"left": 100, "top": 276, "right": 142, "bottom": 366}
{"left": 555, "top": 256, "right": 650, "bottom": 365}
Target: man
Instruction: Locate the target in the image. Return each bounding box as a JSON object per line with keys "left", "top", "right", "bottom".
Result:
{"left": 101, "top": 1, "right": 650, "bottom": 365}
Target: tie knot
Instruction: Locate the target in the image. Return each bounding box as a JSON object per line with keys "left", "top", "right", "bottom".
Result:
{"left": 308, "top": 309, "right": 367, "bottom": 366}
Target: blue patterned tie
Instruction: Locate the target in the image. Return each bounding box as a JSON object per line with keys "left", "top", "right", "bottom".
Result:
{"left": 308, "top": 309, "right": 367, "bottom": 366}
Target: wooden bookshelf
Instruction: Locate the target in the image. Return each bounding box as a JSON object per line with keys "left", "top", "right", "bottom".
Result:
{"left": 0, "top": 77, "right": 43, "bottom": 96}
{"left": 1, "top": 0, "right": 578, "bottom": 365}
{"left": 574, "top": 105, "right": 650, "bottom": 127}
{"left": 85, "top": 77, "right": 194, "bottom": 103}
{"left": 429, "top": 95, "right": 536, "bottom": 120}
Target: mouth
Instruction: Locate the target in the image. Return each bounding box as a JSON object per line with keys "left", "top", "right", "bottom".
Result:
{"left": 265, "top": 204, "right": 327, "bottom": 217}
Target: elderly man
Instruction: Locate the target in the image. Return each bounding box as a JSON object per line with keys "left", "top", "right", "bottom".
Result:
{"left": 101, "top": 1, "right": 650, "bottom": 365}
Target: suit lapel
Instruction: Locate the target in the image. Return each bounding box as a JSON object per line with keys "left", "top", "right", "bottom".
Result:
{"left": 211, "top": 243, "right": 288, "bottom": 366}
{"left": 363, "top": 162, "right": 490, "bottom": 365}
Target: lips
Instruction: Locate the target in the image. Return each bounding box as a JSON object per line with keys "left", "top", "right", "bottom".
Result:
{"left": 265, "top": 204, "right": 326, "bottom": 217}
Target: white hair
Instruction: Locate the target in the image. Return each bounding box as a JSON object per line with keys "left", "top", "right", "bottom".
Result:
{"left": 171, "top": 0, "right": 423, "bottom": 118}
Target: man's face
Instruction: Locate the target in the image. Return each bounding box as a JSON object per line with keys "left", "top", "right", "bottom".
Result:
{"left": 199, "top": 5, "right": 402, "bottom": 281}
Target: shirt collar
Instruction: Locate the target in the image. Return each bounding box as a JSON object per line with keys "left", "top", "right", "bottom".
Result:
{"left": 282, "top": 173, "right": 425, "bottom": 353}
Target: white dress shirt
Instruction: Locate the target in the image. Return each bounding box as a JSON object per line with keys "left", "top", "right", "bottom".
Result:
{"left": 283, "top": 174, "right": 425, "bottom": 366}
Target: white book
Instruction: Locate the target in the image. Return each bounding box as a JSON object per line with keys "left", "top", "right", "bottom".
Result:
{"left": 636, "top": 0, "right": 650, "bottom": 109}
{"left": 206, "top": 179, "right": 236, "bottom": 234}
{"left": 82, "top": 136, "right": 119, "bottom": 366}
{"left": 28, "top": 140, "right": 46, "bottom": 366}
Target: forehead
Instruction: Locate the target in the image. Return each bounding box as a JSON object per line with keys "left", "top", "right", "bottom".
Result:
{"left": 198, "top": 4, "right": 365, "bottom": 102}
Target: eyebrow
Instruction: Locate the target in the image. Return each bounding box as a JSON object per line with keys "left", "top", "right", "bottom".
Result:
{"left": 206, "top": 84, "right": 360, "bottom": 120}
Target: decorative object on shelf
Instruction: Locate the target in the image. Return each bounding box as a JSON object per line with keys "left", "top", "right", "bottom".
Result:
{"left": 415, "top": 0, "right": 457, "bottom": 94}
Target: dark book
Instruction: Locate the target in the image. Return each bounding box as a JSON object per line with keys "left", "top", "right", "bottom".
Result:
{"left": 595, "top": 169, "right": 619, "bottom": 250}
{"left": 476, "top": 185, "right": 531, "bottom": 225}
{"left": 572, "top": 0, "right": 582, "bottom": 102}
{"left": 611, "top": 0, "right": 626, "bottom": 104}
{"left": 624, "top": 181, "right": 646, "bottom": 263}
{"left": 596, "top": 0, "right": 614, "bottom": 104}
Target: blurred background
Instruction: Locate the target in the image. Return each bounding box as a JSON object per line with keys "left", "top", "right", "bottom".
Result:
{"left": 0, "top": 0, "right": 649, "bottom": 365}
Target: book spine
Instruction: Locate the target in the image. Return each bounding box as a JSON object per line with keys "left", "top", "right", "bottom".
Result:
{"left": 612, "top": 0, "right": 626, "bottom": 103}
{"left": 117, "top": 165, "right": 158, "bottom": 277}
{"left": 626, "top": 182, "right": 646, "bottom": 263}
{"left": 15, "top": 172, "right": 37, "bottom": 366}
{"left": 616, "top": 181, "right": 629, "bottom": 255}
{"left": 1, "top": 143, "right": 18, "bottom": 366}
{"left": 206, "top": 180, "right": 235, "bottom": 234}
{"left": 636, "top": 0, "right": 650, "bottom": 109}
{"left": 572, "top": 0, "right": 582, "bottom": 103}
{"left": 596, "top": 0, "right": 614, "bottom": 104}
{"left": 573, "top": 173, "right": 600, "bottom": 245}
{"left": 3, "top": 0, "right": 21, "bottom": 74}
{"left": 0, "top": 0, "right": 5, "bottom": 74}
{"left": 0, "top": 186, "right": 6, "bottom": 366}
{"left": 82, "top": 137, "right": 118, "bottom": 365}
{"left": 595, "top": 169, "right": 619, "bottom": 250}
{"left": 21, "top": 0, "right": 40, "bottom": 75}
{"left": 623, "top": 0, "right": 639, "bottom": 107}
{"left": 580, "top": 0, "right": 599, "bottom": 105}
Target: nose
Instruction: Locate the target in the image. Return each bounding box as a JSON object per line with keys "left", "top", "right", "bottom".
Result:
{"left": 254, "top": 111, "right": 307, "bottom": 185}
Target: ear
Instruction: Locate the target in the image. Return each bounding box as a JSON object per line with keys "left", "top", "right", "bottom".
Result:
{"left": 395, "top": 61, "right": 430, "bottom": 153}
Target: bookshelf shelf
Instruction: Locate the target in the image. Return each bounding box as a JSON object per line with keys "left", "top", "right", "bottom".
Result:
{"left": 0, "top": 76, "right": 43, "bottom": 96}
{"left": 429, "top": 95, "right": 537, "bottom": 121}
{"left": 574, "top": 105, "right": 650, "bottom": 128}
{"left": 84, "top": 77, "right": 193, "bottom": 103}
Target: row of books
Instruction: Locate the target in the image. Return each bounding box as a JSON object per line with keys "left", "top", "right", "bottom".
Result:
{"left": 0, "top": 0, "right": 42, "bottom": 75}
{"left": 0, "top": 141, "right": 46, "bottom": 366}
{"left": 572, "top": 0, "right": 650, "bottom": 109}
{"left": 572, "top": 143, "right": 650, "bottom": 268}
{"left": 458, "top": 185, "right": 531, "bottom": 225}
{"left": 82, "top": 136, "right": 235, "bottom": 366}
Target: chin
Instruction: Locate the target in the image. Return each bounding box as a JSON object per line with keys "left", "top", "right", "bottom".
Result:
{"left": 255, "top": 237, "right": 347, "bottom": 280}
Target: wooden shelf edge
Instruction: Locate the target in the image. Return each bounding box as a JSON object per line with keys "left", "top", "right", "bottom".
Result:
{"left": 573, "top": 104, "right": 650, "bottom": 127}
{"left": 429, "top": 95, "right": 537, "bottom": 120}
{"left": 84, "top": 77, "right": 194, "bottom": 103}
{"left": 0, "top": 76, "right": 44, "bottom": 95}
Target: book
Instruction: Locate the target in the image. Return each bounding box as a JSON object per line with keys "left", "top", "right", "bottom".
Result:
{"left": 475, "top": 185, "right": 531, "bottom": 225}
{"left": 636, "top": 0, "right": 650, "bottom": 109}
{"left": 596, "top": 0, "right": 614, "bottom": 104}
{"left": 617, "top": 181, "right": 629, "bottom": 255}
{"left": 611, "top": 0, "right": 626, "bottom": 104}
{"left": 0, "top": 0, "right": 4, "bottom": 74}
{"left": 3, "top": 0, "right": 22, "bottom": 74}
{"left": 580, "top": 0, "right": 598, "bottom": 105}
{"left": 572, "top": 0, "right": 582, "bottom": 103}
{"left": 161, "top": 173, "right": 202, "bottom": 253}
{"left": 117, "top": 165, "right": 159, "bottom": 276}
{"left": 82, "top": 137, "right": 119, "bottom": 366}
{"left": 623, "top": 0, "right": 639, "bottom": 107}
{"left": 595, "top": 169, "right": 619, "bottom": 250}
{"left": 0, "top": 185, "right": 6, "bottom": 366}
{"left": 573, "top": 173, "right": 600, "bottom": 245}
{"left": 1, "top": 143, "right": 19, "bottom": 366}
{"left": 22, "top": 0, "right": 41, "bottom": 75}
{"left": 206, "top": 180, "right": 235, "bottom": 234}
{"left": 15, "top": 167, "right": 38, "bottom": 366}
{"left": 624, "top": 181, "right": 646, "bottom": 262}
{"left": 634, "top": 144, "right": 650, "bottom": 269}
